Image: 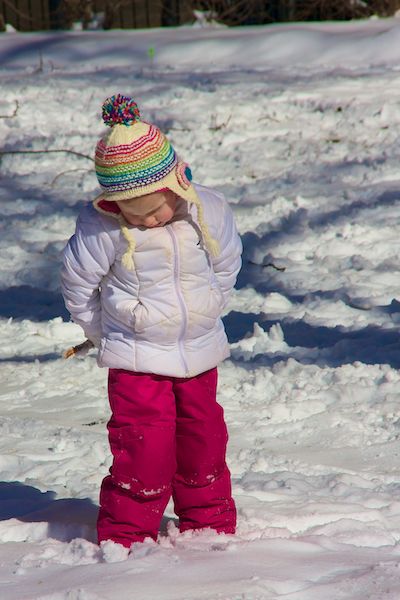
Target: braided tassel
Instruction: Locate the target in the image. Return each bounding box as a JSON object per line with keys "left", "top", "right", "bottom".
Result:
{"left": 119, "top": 215, "right": 136, "bottom": 270}
{"left": 195, "top": 200, "right": 220, "bottom": 257}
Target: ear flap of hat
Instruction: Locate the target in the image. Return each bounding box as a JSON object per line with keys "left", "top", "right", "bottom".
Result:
{"left": 165, "top": 167, "right": 220, "bottom": 258}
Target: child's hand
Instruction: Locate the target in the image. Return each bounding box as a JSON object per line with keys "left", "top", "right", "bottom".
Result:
{"left": 63, "top": 339, "right": 94, "bottom": 359}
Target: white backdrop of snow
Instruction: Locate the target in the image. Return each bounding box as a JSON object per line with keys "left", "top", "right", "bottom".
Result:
{"left": 1, "top": 17, "right": 400, "bottom": 600}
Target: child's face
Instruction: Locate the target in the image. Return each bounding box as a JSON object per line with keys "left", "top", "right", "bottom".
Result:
{"left": 117, "top": 191, "right": 177, "bottom": 228}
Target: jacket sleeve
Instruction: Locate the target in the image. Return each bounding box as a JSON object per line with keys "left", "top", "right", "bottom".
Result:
{"left": 61, "top": 208, "right": 116, "bottom": 347}
{"left": 212, "top": 199, "right": 242, "bottom": 308}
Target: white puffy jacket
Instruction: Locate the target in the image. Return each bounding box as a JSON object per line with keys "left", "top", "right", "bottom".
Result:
{"left": 61, "top": 184, "right": 242, "bottom": 377}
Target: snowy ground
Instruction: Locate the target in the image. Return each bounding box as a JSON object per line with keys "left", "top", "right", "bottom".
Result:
{"left": 1, "top": 17, "right": 400, "bottom": 599}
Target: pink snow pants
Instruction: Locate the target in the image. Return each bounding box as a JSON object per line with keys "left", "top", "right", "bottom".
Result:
{"left": 97, "top": 367, "right": 236, "bottom": 547}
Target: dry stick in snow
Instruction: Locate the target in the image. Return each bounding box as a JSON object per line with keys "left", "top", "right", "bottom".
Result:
{"left": 210, "top": 114, "right": 231, "bottom": 131}
{"left": 0, "top": 100, "right": 19, "bottom": 119}
{"left": 0, "top": 148, "right": 94, "bottom": 161}
{"left": 169, "top": 114, "right": 232, "bottom": 132}
{"left": 51, "top": 168, "right": 92, "bottom": 187}
{"left": 248, "top": 260, "right": 286, "bottom": 272}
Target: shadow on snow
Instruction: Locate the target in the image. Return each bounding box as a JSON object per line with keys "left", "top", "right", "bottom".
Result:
{"left": 223, "top": 310, "right": 400, "bottom": 369}
{"left": 225, "top": 184, "right": 400, "bottom": 369}
{"left": 0, "top": 481, "right": 177, "bottom": 544}
{"left": 0, "top": 285, "right": 69, "bottom": 322}
{"left": 0, "top": 481, "right": 98, "bottom": 543}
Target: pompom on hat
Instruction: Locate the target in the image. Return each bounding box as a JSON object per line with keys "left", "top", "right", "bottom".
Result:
{"left": 93, "top": 94, "right": 219, "bottom": 269}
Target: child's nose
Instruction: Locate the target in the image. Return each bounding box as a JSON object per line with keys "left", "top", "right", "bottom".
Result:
{"left": 143, "top": 215, "right": 157, "bottom": 227}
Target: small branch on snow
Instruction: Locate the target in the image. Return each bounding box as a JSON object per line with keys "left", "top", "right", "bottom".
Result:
{"left": 51, "top": 167, "right": 92, "bottom": 187}
{"left": 248, "top": 260, "right": 286, "bottom": 272}
{"left": 210, "top": 113, "right": 232, "bottom": 131}
{"left": 257, "top": 114, "right": 282, "bottom": 123}
{"left": 82, "top": 419, "right": 107, "bottom": 426}
{"left": 167, "top": 125, "right": 193, "bottom": 132}
{"left": 168, "top": 114, "right": 232, "bottom": 132}
{"left": 0, "top": 148, "right": 94, "bottom": 161}
{"left": 0, "top": 100, "right": 20, "bottom": 119}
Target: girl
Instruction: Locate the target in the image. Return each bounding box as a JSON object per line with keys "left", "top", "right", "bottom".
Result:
{"left": 61, "top": 95, "right": 242, "bottom": 550}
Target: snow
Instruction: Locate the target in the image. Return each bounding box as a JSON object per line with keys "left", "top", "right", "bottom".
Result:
{"left": 1, "top": 16, "right": 400, "bottom": 599}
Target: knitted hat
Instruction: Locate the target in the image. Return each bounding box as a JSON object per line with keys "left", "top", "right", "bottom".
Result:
{"left": 93, "top": 94, "right": 219, "bottom": 269}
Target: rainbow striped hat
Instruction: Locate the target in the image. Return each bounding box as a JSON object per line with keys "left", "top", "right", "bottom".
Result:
{"left": 94, "top": 94, "right": 198, "bottom": 207}
{"left": 93, "top": 94, "right": 219, "bottom": 269}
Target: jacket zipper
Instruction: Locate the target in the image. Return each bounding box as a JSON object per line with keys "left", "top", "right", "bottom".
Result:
{"left": 167, "top": 225, "right": 190, "bottom": 376}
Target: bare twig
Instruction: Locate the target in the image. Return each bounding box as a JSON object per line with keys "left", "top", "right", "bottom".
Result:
{"left": 0, "top": 100, "right": 19, "bottom": 119}
{"left": 248, "top": 260, "right": 286, "bottom": 272}
{"left": 38, "top": 51, "right": 44, "bottom": 72}
{"left": 167, "top": 125, "right": 193, "bottom": 132}
{"left": 167, "top": 114, "right": 231, "bottom": 132}
{"left": 0, "top": 148, "right": 94, "bottom": 161}
{"left": 51, "top": 167, "right": 92, "bottom": 187}
{"left": 210, "top": 114, "right": 231, "bottom": 131}
{"left": 258, "top": 113, "right": 282, "bottom": 124}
